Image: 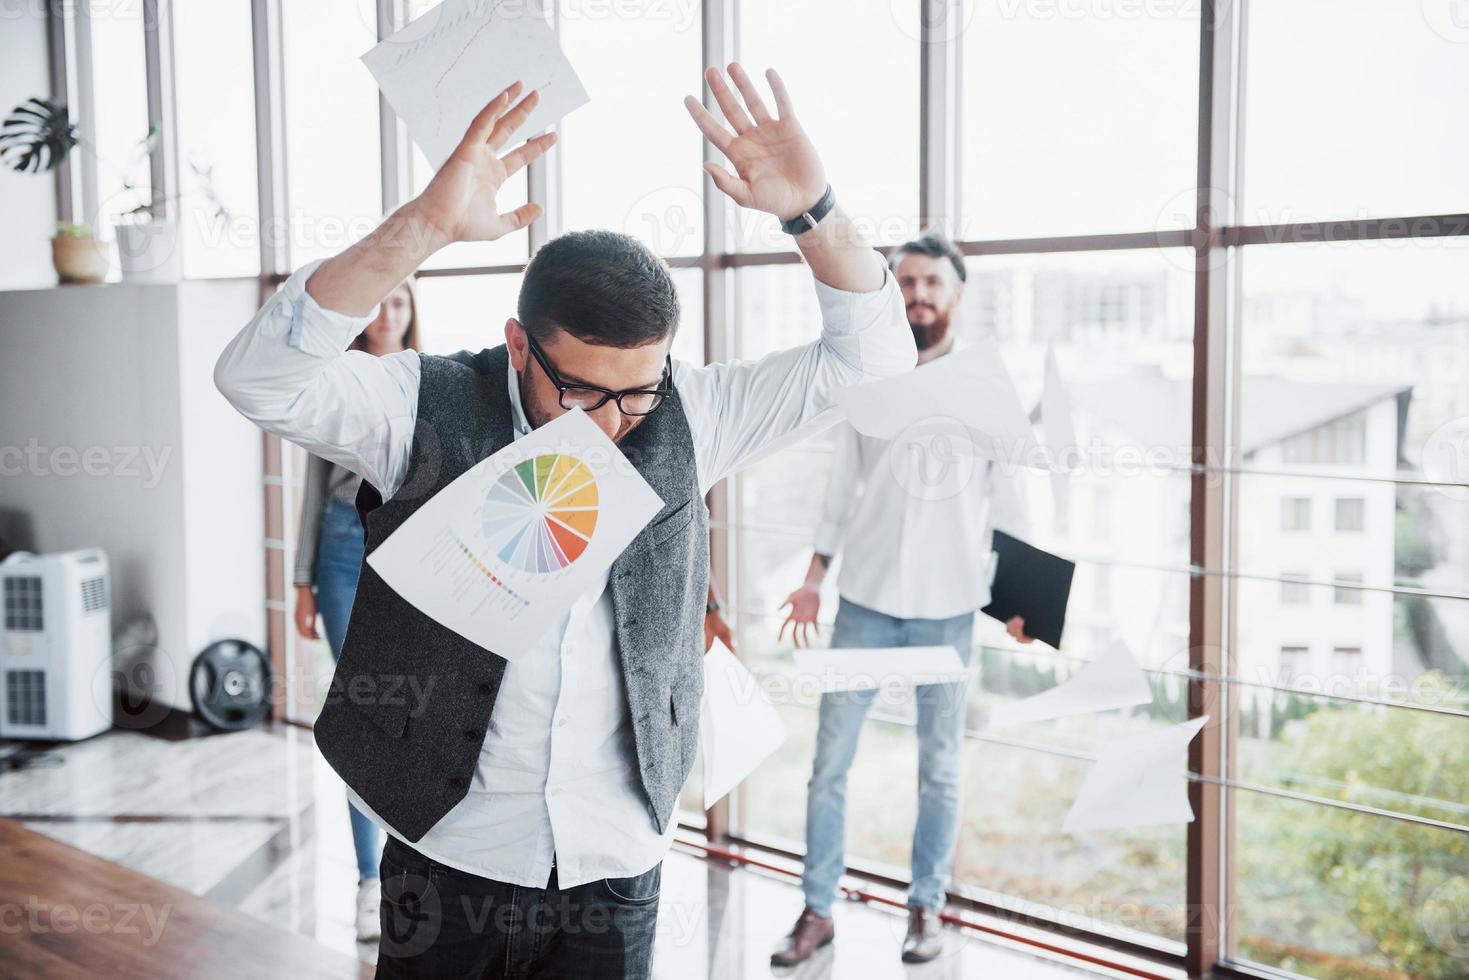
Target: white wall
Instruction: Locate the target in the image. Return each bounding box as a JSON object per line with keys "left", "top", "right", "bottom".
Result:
{"left": 0, "top": 280, "right": 264, "bottom": 711}
{"left": 0, "top": 7, "right": 61, "bottom": 290}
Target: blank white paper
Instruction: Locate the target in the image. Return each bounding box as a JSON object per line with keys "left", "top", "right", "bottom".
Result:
{"left": 1061, "top": 715, "right": 1209, "bottom": 834}
{"left": 793, "top": 646, "right": 972, "bottom": 694}
{"left": 362, "top": 0, "right": 589, "bottom": 171}
{"left": 701, "top": 640, "right": 787, "bottom": 809}
{"left": 831, "top": 341, "right": 1040, "bottom": 465}
{"left": 987, "top": 637, "right": 1153, "bottom": 729}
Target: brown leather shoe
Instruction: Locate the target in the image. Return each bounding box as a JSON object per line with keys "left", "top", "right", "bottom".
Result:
{"left": 770, "top": 906, "right": 835, "bottom": 967}
{"left": 900, "top": 906, "right": 945, "bottom": 963}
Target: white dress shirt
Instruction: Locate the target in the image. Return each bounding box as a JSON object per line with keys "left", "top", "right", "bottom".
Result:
{"left": 813, "top": 338, "right": 1030, "bottom": 622}
{"left": 214, "top": 252, "right": 915, "bottom": 887}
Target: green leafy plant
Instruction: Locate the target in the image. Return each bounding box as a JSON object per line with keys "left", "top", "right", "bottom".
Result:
{"left": 3, "top": 97, "right": 230, "bottom": 230}
{"left": 0, "top": 97, "right": 78, "bottom": 173}
{"left": 54, "top": 222, "right": 93, "bottom": 239}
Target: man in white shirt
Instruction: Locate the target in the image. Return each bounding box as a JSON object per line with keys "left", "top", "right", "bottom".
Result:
{"left": 214, "top": 64, "right": 914, "bottom": 979}
{"left": 772, "top": 234, "right": 1033, "bottom": 966}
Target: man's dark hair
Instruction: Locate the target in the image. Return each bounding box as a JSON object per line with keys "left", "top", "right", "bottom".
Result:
{"left": 889, "top": 233, "right": 966, "bottom": 284}
{"left": 517, "top": 230, "right": 679, "bottom": 348}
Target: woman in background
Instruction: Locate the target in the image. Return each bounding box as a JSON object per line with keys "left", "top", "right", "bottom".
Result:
{"left": 293, "top": 278, "right": 420, "bottom": 943}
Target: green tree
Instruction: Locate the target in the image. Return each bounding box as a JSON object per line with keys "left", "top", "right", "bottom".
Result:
{"left": 1284, "top": 674, "right": 1469, "bottom": 978}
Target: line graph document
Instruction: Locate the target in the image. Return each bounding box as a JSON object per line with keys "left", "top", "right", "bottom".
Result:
{"left": 365, "top": 409, "right": 663, "bottom": 658}
{"left": 362, "top": 0, "right": 589, "bottom": 171}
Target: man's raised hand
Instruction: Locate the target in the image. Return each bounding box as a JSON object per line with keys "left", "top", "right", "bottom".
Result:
{"left": 684, "top": 63, "right": 827, "bottom": 222}
{"left": 414, "top": 80, "right": 557, "bottom": 246}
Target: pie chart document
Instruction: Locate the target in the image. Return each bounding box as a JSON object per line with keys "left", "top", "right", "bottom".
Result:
{"left": 365, "top": 408, "right": 664, "bottom": 659}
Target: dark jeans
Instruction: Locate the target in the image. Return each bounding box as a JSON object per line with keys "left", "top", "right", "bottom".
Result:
{"left": 375, "top": 836, "right": 661, "bottom": 979}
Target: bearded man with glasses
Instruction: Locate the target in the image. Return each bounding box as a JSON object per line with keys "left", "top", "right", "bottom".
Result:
{"left": 215, "top": 63, "right": 915, "bottom": 979}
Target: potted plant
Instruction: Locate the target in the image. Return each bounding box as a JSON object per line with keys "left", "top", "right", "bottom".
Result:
{"left": 110, "top": 126, "right": 181, "bottom": 284}
{"left": 0, "top": 96, "right": 115, "bottom": 284}
{"left": 1, "top": 97, "right": 229, "bottom": 285}
{"left": 50, "top": 220, "right": 112, "bottom": 284}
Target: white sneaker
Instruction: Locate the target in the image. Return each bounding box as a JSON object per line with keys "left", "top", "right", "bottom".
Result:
{"left": 356, "top": 878, "right": 381, "bottom": 943}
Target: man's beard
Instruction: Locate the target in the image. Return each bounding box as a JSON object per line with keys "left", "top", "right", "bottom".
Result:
{"left": 908, "top": 303, "right": 952, "bottom": 351}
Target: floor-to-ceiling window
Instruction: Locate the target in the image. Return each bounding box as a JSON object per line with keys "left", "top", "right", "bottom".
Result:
{"left": 58, "top": 0, "right": 1468, "bottom": 973}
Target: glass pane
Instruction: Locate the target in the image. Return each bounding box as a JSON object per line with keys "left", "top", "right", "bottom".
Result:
{"left": 732, "top": 263, "right": 825, "bottom": 359}
{"left": 558, "top": 0, "right": 703, "bottom": 257}
{"left": 959, "top": 0, "right": 1199, "bottom": 240}
{"left": 1234, "top": 788, "right": 1469, "bottom": 977}
{"left": 173, "top": 0, "right": 260, "bottom": 277}
{"left": 414, "top": 268, "right": 697, "bottom": 363}
{"left": 1229, "top": 642, "right": 1468, "bottom": 824}
{"left": 728, "top": 263, "right": 844, "bottom": 637}
{"left": 670, "top": 267, "right": 704, "bottom": 365}
{"left": 283, "top": 0, "right": 382, "bottom": 266}
{"left": 412, "top": 274, "right": 523, "bottom": 355}
{"left": 725, "top": 250, "right": 1198, "bottom": 949}
{"left": 966, "top": 249, "right": 1195, "bottom": 570}
{"left": 737, "top": 0, "right": 919, "bottom": 251}
{"left": 1235, "top": 239, "right": 1469, "bottom": 700}
{"left": 951, "top": 717, "right": 1188, "bottom": 950}
{"left": 89, "top": 0, "right": 150, "bottom": 255}
{"left": 1242, "top": 0, "right": 1469, "bottom": 224}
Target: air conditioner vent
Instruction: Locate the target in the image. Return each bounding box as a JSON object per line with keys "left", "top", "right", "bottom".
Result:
{"left": 81, "top": 576, "right": 108, "bottom": 614}
{"left": 3, "top": 577, "right": 43, "bottom": 632}
{"left": 5, "top": 670, "right": 46, "bottom": 727}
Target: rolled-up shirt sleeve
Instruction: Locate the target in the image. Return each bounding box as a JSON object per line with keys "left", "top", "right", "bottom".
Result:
{"left": 677, "top": 249, "right": 917, "bottom": 493}
{"left": 213, "top": 259, "right": 421, "bottom": 500}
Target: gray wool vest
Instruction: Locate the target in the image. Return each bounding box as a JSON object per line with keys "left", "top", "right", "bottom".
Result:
{"left": 312, "top": 345, "right": 710, "bottom": 843}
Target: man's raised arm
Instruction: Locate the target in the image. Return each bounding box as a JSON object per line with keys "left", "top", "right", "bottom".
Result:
{"left": 677, "top": 65, "right": 916, "bottom": 490}
{"left": 213, "top": 81, "right": 555, "bottom": 495}
{"left": 684, "top": 64, "right": 881, "bottom": 294}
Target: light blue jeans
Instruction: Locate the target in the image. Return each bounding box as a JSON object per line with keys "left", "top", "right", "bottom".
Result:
{"left": 801, "top": 597, "right": 975, "bottom": 916}
{"left": 314, "top": 496, "right": 383, "bottom": 882}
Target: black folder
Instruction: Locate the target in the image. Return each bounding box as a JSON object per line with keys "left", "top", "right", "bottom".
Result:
{"left": 980, "top": 530, "right": 1075, "bottom": 649}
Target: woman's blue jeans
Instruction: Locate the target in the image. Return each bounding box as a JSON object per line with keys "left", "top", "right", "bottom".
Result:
{"left": 314, "top": 496, "right": 383, "bottom": 881}
{"left": 801, "top": 597, "right": 975, "bottom": 916}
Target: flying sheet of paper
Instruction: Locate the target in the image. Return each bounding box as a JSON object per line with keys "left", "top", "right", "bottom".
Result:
{"left": 832, "top": 340, "right": 1040, "bottom": 465}
{"left": 987, "top": 637, "right": 1152, "bottom": 729}
{"left": 362, "top": 0, "right": 589, "bottom": 171}
{"left": 1041, "top": 345, "right": 1078, "bottom": 521}
{"left": 702, "top": 640, "right": 787, "bottom": 809}
{"left": 1061, "top": 716, "right": 1208, "bottom": 834}
{"left": 364, "top": 408, "right": 663, "bottom": 659}
{"left": 793, "top": 646, "right": 971, "bottom": 694}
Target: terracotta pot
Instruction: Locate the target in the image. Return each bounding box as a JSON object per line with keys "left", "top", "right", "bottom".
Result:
{"left": 51, "top": 235, "right": 112, "bottom": 284}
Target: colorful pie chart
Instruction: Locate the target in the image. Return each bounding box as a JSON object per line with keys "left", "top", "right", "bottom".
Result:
{"left": 481, "top": 453, "right": 599, "bottom": 574}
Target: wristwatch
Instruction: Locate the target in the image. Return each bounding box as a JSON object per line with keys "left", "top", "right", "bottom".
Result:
{"left": 779, "top": 184, "right": 835, "bottom": 236}
{"left": 706, "top": 596, "right": 722, "bottom": 615}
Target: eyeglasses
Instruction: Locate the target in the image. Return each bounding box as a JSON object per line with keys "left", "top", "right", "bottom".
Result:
{"left": 524, "top": 332, "right": 675, "bottom": 417}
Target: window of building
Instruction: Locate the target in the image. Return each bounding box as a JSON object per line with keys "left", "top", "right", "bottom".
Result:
{"left": 1281, "top": 497, "right": 1310, "bottom": 531}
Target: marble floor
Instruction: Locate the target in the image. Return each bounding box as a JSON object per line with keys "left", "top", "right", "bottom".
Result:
{"left": 0, "top": 726, "right": 1180, "bottom": 979}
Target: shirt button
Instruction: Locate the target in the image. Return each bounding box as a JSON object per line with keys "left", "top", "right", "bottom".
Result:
{"left": 478, "top": 682, "right": 493, "bottom": 695}
{"left": 556, "top": 717, "right": 569, "bottom": 728}
{"left": 464, "top": 726, "right": 485, "bottom": 741}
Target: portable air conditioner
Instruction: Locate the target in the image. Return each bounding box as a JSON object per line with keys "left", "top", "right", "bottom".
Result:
{"left": 0, "top": 549, "right": 113, "bottom": 740}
